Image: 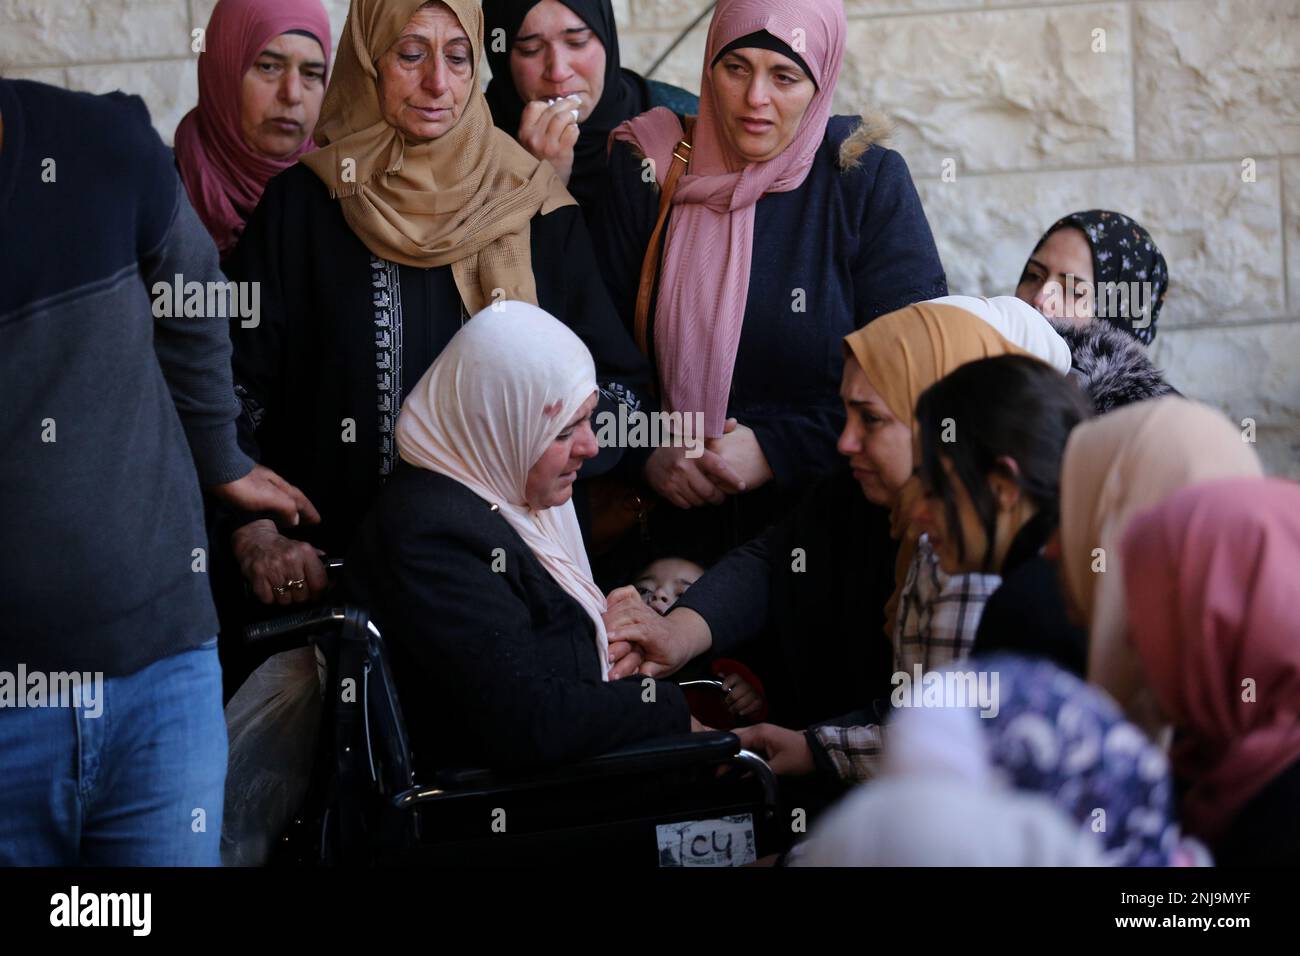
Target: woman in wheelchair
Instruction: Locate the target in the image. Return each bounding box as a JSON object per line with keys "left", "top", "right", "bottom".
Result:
{"left": 347, "top": 301, "right": 693, "bottom": 772}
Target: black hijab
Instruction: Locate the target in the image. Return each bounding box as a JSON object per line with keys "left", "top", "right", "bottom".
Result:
{"left": 1028, "top": 209, "right": 1169, "bottom": 345}
{"left": 484, "top": 0, "right": 650, "bottom": 209}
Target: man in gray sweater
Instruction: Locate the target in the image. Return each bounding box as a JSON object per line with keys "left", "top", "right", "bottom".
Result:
{"left": 0, "top": 79, "right": 316, "bottom": 865}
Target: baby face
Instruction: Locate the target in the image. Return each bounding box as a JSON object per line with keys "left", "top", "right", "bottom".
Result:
{"left": 634, "top": 557, "right": 705, "bottom": 615}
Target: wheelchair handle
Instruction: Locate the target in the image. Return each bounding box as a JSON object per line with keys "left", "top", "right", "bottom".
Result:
{"left": 243, "top": 606, "right": 346, "bottom": 644}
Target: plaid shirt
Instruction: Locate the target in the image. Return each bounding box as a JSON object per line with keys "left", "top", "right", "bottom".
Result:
{"left": 809, "top": 536, "right": 1002, "bottom": 784}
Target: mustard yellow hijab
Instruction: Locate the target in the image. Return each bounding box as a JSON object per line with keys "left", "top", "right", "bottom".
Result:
{"left": 301, "top": 0, "right": 574, "bottom": 313}
{"left": 843, "top": 302, "right": 1040, "bottom": 636}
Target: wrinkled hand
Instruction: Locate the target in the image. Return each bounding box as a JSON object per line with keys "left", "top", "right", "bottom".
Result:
{"left": 734, "top": 723, "right": 815, "bottom": 777}
{"left": 705, "top": 420, "right": 773, "bottom": 493}
{"left": 232, "top": 518, "right": 329, "bottom": 605}
{"left": 603, "top": 585, "right": 708, "bottom": 678}
{"left": 517, "top": 97, "right": 581, "bottom": 184}
{"left": 210, "top": 464, "right": 320, "bottom": 528}
{"left": 644, "top": 423, "right": 746, "bottom": 508}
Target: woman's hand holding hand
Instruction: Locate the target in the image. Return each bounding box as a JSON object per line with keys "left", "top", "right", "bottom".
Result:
{"left": 232, "top": 518, "right": 330, "bottom": 605}
{"left": 603, "top": 586, "right": 711, "bottom": 679}
{"left": 605, "top": 637, "right": 643, "bottom": 680}
{"left": 517, "top": 97, "right": 582, "bottom": 185}
{"left": 734, "top": 723, "right": 815, "bottom": 777}
{"left": 705, "top": 420, "right": 773, "bottom": 494}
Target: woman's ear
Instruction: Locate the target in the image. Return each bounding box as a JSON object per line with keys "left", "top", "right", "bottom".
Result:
{"left": 988, "top": 455, "right": 1023, "bottom": 513}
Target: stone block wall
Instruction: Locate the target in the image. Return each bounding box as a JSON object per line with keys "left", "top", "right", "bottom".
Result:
{"left": 3, "top": 0, "right": 1296, "bottom": 474}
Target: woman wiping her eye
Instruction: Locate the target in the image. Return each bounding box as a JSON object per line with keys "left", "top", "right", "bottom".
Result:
{"left": 483, "top": 0, "right": 697, "bottom": 224}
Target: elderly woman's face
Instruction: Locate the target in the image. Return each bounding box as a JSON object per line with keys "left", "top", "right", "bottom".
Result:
{"left": 837, "top": 357, "right": 913, "bottom": 506}
{"left": 710, "top": 47, "right": 816, "bottom": 165}
{"left": 525, "top": 391, "right": 599, "bottom": 510}
{"left": 376, "top": 3, "right": 475, "bottom": 141}
{"left": 1016, "top": 226, "right": 1095, "bottom": 325}
{"left": 239, "top": 32, "right": 327, "bottom": 159}
{"left": 509, "top": 0, "right": 606, "bottom": 124}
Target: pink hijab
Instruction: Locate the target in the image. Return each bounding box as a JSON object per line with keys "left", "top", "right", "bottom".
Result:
{"left": 175, "top": 0, "right": 332, "bottom": 255}
{"left": 610, "top": 0, "right": 847, "bottom": 437}
{"left": 1122, "top": 478, "right": 1300, "bottom": 844}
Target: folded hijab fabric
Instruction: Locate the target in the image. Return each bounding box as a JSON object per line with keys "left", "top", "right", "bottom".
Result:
{"left": 609, "top": 0, "right": 847, "bottom": 438}
{"left": 1122, "top": 479, "right": 1300, "bottom": 845}
{"left": 926, "top": 295, "right": 1073, "bottom": 375}
{"left": 484, "top": 0, "right": 648, "bottom": 208}
{"left": 882, "top": 655, "right": 1194, "bottom": 866}
{"left": 841, "top": 298, "right": 1069, "bottom": 636}
{"left": 1031, "top": 209, "right": 1169, "bottom": 345}
{"left": 394, "top": 300, "right": 610, "bottom": 676}
{"left": 794, "top": 777, "right": 1106, "bottom": 867}
{"left": 174, "top": 0, "right": 332, "bottom": 255}
{"left": 301, "top": 0, "right": 575, "bottom": 314}
{"left": 1057, "top": 397, "right": 1263, "bottom": 729}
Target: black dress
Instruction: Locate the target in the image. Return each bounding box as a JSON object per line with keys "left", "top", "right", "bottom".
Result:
{"left": 222, "top": 163, "right": 652, "bottom": 558}
{"left": 212, "top": 164, "right": 651, "bottom": 696}
{"left": 970, "top": 513, "right": 1088, "bottom": 677}
{"left": 346, "top": 464, "right": 690, "bottom": 772}
{"left": 594, "top": 116, "right": 947, "bottom": 565}
{"left": 1211, "top": 756, "right": 1300, "bottom": 867}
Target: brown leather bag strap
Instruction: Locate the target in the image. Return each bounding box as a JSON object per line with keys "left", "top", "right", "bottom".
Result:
{"left": 633, "top": 115, "right": 696, "bottom": 358}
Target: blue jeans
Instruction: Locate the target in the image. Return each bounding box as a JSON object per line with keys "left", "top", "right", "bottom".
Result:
{"left": 0, "top": 640, "right": 227, "bottom": 866}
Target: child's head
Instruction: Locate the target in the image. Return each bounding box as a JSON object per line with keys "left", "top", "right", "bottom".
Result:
{"left": 633, "top": 556, "right": 706, "bottom": 615}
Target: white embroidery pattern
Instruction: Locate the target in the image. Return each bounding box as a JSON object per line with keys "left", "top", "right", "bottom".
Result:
{"left": 371, "top": 256, "right": 404, "bottom": 476}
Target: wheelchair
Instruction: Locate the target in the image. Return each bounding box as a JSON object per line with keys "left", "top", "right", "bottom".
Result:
{"left": 241, "top": 594, "right": 783, "bottom": 868}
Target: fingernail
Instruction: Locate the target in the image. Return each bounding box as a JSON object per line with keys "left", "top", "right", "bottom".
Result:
{"left": 570, "top": 109, "right": 580, "bottom": 120}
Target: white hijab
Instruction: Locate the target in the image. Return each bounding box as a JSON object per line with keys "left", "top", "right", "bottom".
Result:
{"left": 794, "top": 777, "right": 1105, "bottom": 867}
{"left": 395, "top": 301, "right": 610, "bottom": 677}
{"left": 925, "top": 294, "right": 1073, "bottom": 374}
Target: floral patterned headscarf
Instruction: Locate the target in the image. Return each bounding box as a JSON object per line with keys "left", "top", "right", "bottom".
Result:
{"left": 1032, "top": 209, "right": 1169, "bottom": 345}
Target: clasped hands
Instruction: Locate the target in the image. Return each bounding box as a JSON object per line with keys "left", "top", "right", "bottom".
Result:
{"left": 643, "top": 418, "right": 773, "bottom": 509}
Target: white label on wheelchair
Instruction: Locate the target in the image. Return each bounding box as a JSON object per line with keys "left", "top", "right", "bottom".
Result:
{"left": 655, "top": 814, "right": 756, "bottom": 867}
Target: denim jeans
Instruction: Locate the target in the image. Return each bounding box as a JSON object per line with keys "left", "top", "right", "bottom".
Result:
{"left": 0, "top": 640, "right": 227, "bottom": 866}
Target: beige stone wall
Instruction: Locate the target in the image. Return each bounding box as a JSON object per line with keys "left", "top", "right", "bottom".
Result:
{"left": 3, "top": 0, "right": 1296, "bottom": 474}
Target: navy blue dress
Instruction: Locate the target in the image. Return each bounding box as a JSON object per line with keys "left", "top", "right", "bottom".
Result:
{"left": 593, "top": 115, "right": 947, "bottom": 566}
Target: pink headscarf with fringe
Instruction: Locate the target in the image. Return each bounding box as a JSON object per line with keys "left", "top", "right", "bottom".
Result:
{"left": 1121, "top": 478, "right": 1300, "bottom": 844}
{"left": 610, "top": 0, "right": 847, "bottom": 437}
{"left": 175, "top": 0, "right": 331, "bottom": 255}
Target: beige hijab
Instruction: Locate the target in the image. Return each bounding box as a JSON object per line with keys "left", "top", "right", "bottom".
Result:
{"left": 395, "top": 300, "right": 610, "bottom": 676}
{"left": 843, "top": 300, "right": 1064, "bottom": 636}
{"left": 1058, "top": 397, "right": 1263, "bottom": 728}
{"left": 301, "top": 0, "right": 574, "bottom": 313}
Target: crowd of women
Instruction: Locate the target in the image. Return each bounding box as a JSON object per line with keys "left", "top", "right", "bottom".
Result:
{"left": 1, "top": 0, "right": 1295, "bottom": 868}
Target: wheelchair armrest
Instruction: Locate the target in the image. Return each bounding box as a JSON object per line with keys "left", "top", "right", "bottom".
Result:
{"left": 431, "top": 730, "right": 740, "bottom": 792}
